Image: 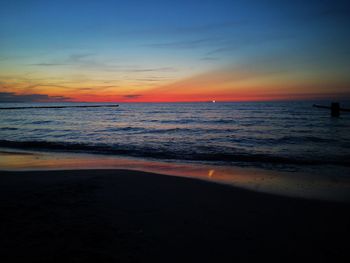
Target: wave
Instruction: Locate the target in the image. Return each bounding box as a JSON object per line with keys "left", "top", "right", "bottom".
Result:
{"left": 266, "top": 135, "right": 336, "bottom": 144}
{"left": 99, "top": 127, "right": 237, "bottom": 134}
{"left": 155, "top": 119, "right": 238, "bottom": 124}
{"left": 0, "top": 139, "right": 349, "bottom": 167}
{"left": 30, "top": 120, "right": 53, "bottom": 125}
{"left": 0, "top": 127, "right": 18, "bottom": 130}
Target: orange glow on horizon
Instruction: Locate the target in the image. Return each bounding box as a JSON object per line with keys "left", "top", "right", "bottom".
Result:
{"left": 1, "top": 67, "right": 350, "bottom": 103}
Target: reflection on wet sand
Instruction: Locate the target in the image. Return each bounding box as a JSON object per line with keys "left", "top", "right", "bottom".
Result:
{"left": 0, "top": 149, "right": 349, "bottom": 202}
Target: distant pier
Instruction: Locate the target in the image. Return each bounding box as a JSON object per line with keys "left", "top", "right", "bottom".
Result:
{"left": 0, "top": 105, "right": 119, "bottom": 110}
{"left": 313, "top": 102, "right": 350, "bottom": 117}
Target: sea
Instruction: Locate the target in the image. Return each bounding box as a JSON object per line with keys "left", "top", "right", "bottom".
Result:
{"left": 1, "top": 101, "right": 350, "bottom": 174}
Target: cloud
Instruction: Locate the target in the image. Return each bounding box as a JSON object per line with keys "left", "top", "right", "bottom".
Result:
{"left": 29, "top": 63, "right": 68, "bottom": 66}
{"left": 68, "top": 53, "right": 95, "bottom": 62}
{"left": 0, "top": 92, "right": 70, "bottom": 102}
{"left": 146, "top": 38, "right": 219, "bottom": 49}
{"left": 125, "top": 67, "right": 175, "bottom": 73}
{"left": 135, "top": 78, "right": 166, "bottom": 82}
{"left": 200, "top": 57, "right": 219, "bottom": 61}
{"left": 120, "top": 21, "right": 242, "bottom": 38}
{"left": 123, "top": 94, "right": 141, "bottom": 99}
{"left": 76, "top": 85, "right": 119, "bottom": 91}
{"left": 30, "top": 53, "right": 177, "bottom": 73}
{"left": 29, "top": 53, "right": 100, "bottom": 69}
{"left": 26, "top": 53, "right": 93, "bottom": 67}
{"left": 20, "top": 83, "right": 71, "bottom": 91}
{"left": 170, "top": 21, "right": 243, "bottom": 34}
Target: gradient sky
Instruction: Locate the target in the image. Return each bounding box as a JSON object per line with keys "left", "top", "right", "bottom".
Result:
{"left": 0, "top": 0, "right": 349, "bottom": 102}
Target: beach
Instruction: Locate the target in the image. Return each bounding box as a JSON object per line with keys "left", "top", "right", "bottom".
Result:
{"left": 1, "top": 102, "right": 350, "bottom": 262}
{"left": 1, "top": 168, "right": 349, "bottom": 262}
{"left": 2, "top": 0, "right": 350, "bottom": 261}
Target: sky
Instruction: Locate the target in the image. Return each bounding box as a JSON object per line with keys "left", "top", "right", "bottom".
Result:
{"left": 0, "top": 0, "right": 349, "bottom": 102}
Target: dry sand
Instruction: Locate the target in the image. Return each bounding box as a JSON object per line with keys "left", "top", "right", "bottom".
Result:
{"left": 0, "top": 169, "right": 349, "bottom": 262}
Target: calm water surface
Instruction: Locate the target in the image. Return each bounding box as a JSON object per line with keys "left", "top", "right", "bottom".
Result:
{"left": 1, "top": 101, "right": 350, "bottom": 172}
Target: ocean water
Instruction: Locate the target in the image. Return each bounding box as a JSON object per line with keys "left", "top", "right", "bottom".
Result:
{"left": 0, "top": 101, "right": 350, "bottom": 171}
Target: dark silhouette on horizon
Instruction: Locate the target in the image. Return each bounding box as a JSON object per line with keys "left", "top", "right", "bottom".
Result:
{"left": 313, "top": 102, "right": 350, "bottom": 117}
{"left": 0, "top": 105, "right": 119, "bottom": 110}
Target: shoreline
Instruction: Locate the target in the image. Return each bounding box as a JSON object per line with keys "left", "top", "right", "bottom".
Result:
{"left": 1, "top": 148, "right": 350, "bottom": 202}
{"left": 1, "top": 169, "right": 349, "bottom": 262}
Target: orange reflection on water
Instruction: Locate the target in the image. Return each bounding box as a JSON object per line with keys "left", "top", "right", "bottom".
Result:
{"left": 208, "top": 169, "right": 215, "bottom": 178}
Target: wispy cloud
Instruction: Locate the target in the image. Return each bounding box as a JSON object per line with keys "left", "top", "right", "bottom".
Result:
{"left": 170, "top": 21, "right": 244, "bottom": 34}
{"left": 29, "top": 63, "right": 69, "bottom": 66}
{"left": 146, "top": 38, "right": 220, "bottom": 49}
{"left": 206, "top": 32, "right": 293, "bottom": 55}
{"left": 200, "top": 57, "right": 220, "bottom": 61}
{"left": 123, "top": 94, "right": 141, "bottom": 99}
{"left": 134, "top": 78, "right": 168, "bottom": 82}
{"left": 30, "top": 53, "right": 178, "bottom": 73}
{"left": 75, "top": 85, "right": 119, "bottom": 91}
{"left": 125, "top": 67, "right": 175, "bottom": 73}
{"left": 68, "top": 53, "right": 95, "bottom": 62}
{"left": 119, "top": 21, "right": 243, "bottom": 37}
{"left": 20, "top": 83, "right": 72, "bottom": 91}
{"left": 30, "top": 53, "right": 101, "bottom": 68}
{"left": 0, "top": 92, "right": 70, "bottom": 102}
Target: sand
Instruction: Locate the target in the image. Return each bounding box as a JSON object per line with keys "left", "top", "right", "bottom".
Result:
{"left": 0, "top": 169, "right": 349, "bottom": 262}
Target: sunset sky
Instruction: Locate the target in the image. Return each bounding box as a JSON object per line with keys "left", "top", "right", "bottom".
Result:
{"left": 0, "top": 0, "right": 349, "bottom": 102}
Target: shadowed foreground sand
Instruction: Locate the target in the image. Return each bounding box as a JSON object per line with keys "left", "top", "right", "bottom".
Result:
{"left": 0, "top": 169, "right": 349, "bottom": 262}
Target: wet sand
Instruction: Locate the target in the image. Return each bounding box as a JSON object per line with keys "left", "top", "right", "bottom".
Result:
{"left": 1, "top": 149, "right": 350, "bottom": 202}
{"left": 0, "top": 169, "right": 349, "bottom": 262}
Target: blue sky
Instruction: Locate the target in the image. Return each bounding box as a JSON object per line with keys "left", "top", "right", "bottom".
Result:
{"left": 0, "top": 0, "right": 349, "bottom": 102}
